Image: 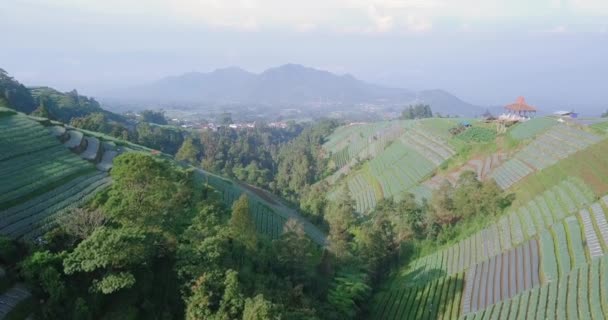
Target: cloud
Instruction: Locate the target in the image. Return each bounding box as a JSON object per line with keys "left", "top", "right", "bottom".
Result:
{"left": 6, "top": 0, "right": 608, "bottom": 34}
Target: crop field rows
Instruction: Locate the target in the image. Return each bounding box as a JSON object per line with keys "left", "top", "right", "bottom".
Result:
{"left": 371, "top": 272, "right": 464, "bottom": 320}
{"left": 461, "top": 239, "right": 540, "bottom": 314}
{"left": 462, "top": 255, "right": 608, "bottom": 320}
{"left": 540, "top": 198, "right": 608, "bottom": 279}
{"left": 341, "top": 138, "right": 442, "bottom": 213}
{"left": 402, "top": 178, "right": 593, "bottom": 281}
{"left": 508, "top": 117, "right": 558, "bottom": 140}
{"left": 491, "top": 125, "right": 603, "bottom": 190}
{"left": 0, "top": 115, "right": 62, "bottom": 162}
{"left": 19, "top": 176, "right": 112, "bottom": 240}
{"left": 399, "top": 127, "right": 455, "bottom": 166}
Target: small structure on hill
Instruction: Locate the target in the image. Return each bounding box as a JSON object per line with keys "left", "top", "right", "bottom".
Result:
{"left": 495, "top": 97, "right": 538, "bottom": 133}
{"left": 504, "top": 96, "right": 537, "bottom": 117}
{"left": 554, "top": 110, "right": 578, "bottom": 119}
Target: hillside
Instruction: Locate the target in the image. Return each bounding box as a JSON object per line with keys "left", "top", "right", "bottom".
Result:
{"left": 104, "top": 64, "right": 482, "bottom": 116}
{"left": 336, "top": 116, "right": 608, "bottom": 319}
{"left": 0, "top": 107, "right": 324, "bottom": 244}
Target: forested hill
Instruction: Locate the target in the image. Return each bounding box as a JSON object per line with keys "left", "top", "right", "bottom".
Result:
{"left": 104, "top": 64, "right": 482, "bottom": 116}
{"left": 0, "top": 68, "right": 121, "bottom": 124}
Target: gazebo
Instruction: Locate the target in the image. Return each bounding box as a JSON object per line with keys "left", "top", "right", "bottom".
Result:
{"left": 504, "top": 96, "right": 537, "bottom": 117}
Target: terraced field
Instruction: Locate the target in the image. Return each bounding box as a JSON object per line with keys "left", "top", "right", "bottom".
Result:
{"left": 371, "top": 183, "right": 608, "bottom": 319}
{"left": 393, "top": 177, "right": 594, "bottom": 283}
{"left": 0, "top": 113, "right": 115, "bottom": 239}
{"left": 463, "top": 255, "right": 608, "bottom": 320}
{"left": 491, "top": 124, "right": 603, "bottom": 189}
{"left": 326, "top": 120, "right": 456, "bottom": 212}
{"left": 508, "top": 117, "right": 558, "bottom": 140}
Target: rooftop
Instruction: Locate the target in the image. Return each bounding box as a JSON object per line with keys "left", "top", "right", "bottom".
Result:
{"left": 505, "top": 96, "right": 537, "bottom": 112}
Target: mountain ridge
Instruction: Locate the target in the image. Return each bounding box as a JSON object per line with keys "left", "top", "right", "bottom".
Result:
{"left": 104, "top": 64, "right": 483, "bottom": 116}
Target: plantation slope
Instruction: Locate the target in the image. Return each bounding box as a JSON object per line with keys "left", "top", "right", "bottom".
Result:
{"left": 461, "top": 253, "right": 608, "bottom": 320}
{"left": 509, "top": 138, "right": 608, "bottom": 206}
{"left": 325, "top": 118, "right": 459, "bottom": 213}
{"left": 390, "top": 176, "right": 594, "bottom": 286}
{"left": 508, "top": 117, "right": 558, "bottom": 140}
{"left": 490, "top": 123, "right": 604, "bottom": 190}
{"left": 0, "top": 112, "right": 112, "bottom": 239}
{"left": 373, "top": 195, "right": 608, "bottom": 319}
{"left": 194, "top": 169, "right": 327, "bottom": 246}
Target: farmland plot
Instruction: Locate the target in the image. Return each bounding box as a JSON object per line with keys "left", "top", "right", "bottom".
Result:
{"left": 461, "top": 255, "right": 608, "bottom": 320}
{"left": 490, "top": 124, "right": 603, "bottom": 190}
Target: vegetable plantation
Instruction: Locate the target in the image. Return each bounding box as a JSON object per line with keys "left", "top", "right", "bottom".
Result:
{"left": 0, "top": 113, "right": 115, "bottom": 239}
{"left": 508, "top": 117, "right": 558, "bottom": 140}
{"left": 328, "top": 122, "right": 456, "bottom": 213}
{"left": 491, "top": 124, "right": 603, "bottom": 189}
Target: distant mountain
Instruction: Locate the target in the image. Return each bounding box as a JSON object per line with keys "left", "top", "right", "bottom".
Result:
{"left": 105, "top": 64, "right": 482, "bottom": 116}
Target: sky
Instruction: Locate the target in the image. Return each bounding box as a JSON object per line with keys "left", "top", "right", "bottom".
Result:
{"left": 1, "top": 0, "right": 608, "bottom": 112}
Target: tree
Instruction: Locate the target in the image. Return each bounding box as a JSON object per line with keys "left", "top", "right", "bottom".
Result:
{"left": 217, "top": 270, "right": 245, "bottom": 319}
{"left": 602, "top": 110, "right": 608, "bottom": 118}
{"left": 326, "top": 271, "right": 371, "bottom": 319}
{"left": 62, "top": 226, "right": 152, "bottom": 291}
{"left": 229, "top": 194, "right": 257, "bottom": 251}
{"left": 242, "top": 294, "right": 281, "bottom": 320}
{"left": 273, "top": 219, "right": 320, "bottom": 284}
{"left": 400, "top": 104, "right": 433, "bottom": 120}
{"left": 60, "top": 207, "right": 107, "bottom": 241}
{"left": 176, "top": 137, "right": 200, "bottom": 164}
{"left": 104, "top": 153, "right": 192, "bottom": 231}
{"left": 428, "top": 180, "right": 458, "bottom": 229}
{"left": 326, "top": 185, "right": 357, "bottom": 263}
{"left": 140, "top": 109, "right": 168, "bottom": 124}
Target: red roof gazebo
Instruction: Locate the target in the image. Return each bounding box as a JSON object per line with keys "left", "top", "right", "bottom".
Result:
{"left": 505, "top": 96, "right": 537, "bottom": 116}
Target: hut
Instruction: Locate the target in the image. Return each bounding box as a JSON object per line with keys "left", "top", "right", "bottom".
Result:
{"left": 504, "top": 96, "right": 537, "bottom": 117}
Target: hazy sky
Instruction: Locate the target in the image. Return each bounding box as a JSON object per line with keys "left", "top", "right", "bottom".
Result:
{"left": 2, "top": 0, "right": 607, "bottom": 111}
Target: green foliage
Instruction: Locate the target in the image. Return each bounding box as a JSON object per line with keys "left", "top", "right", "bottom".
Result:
{"left": 176, "top": 137, "right": 200, "bottom": 164}
{"left": 602, "top": 110, "right": 608, "bottom": 118}
{"left": 104, "top": 153, "right": 193, "bottom": 229}
{"left": 400, "top": 104, "right": 433, "bottom": 120}
{"left": 275, "top": 119, "right": 339, "bottom": 202}
{"left": 93, "top": 272, "right": 137, "bottom": 294}
{"left": 140, "top": 110, "right": 168, "bottom": 125}
{"left": 242, "top": 294, "right": 281, "bottom": 320}
{"left": 63, "top": 226, "right": 152, "bottom": 275}
{"left": 71, "top": 113, "right": 131, "bottom": 140}
{"left": 456, "top": 126, "right": 496, "bottom": 143}
{"left": 136, "top": 122, "right": 185, "bottom": 154}
{"left": 326, "top": 271, "right": 371, "bottom": 319}
{"left": 229, "top": 195, "right": 258, "bottom": 251}
{"left": 326, "top": 186, "right": 357, "bottom": 262}
{"left": 0, "top": 69, "right": 36, "bottom": 113}
{"left": 30, "top": 87, "right": 106, "bottom": 123}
